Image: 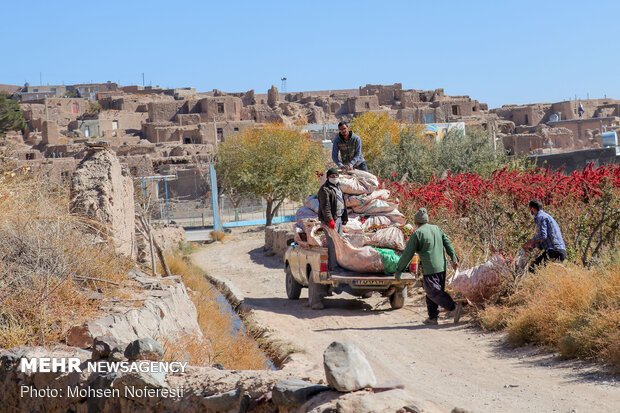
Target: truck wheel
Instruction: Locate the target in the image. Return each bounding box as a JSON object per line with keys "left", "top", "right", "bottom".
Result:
{"left": 389, "top": 286, "right": 406, "bottom": 309}
{"left": 285, "top": 264, "right": 302, "bottom": 300}
{"left": 308, "top": 277, "right": 328, "bottom": 310}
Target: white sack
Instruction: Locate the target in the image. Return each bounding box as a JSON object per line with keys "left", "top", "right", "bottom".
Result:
{"left": 450, "top": 255, "right": 506, "bottom": 302}
{"left": 364, "top": 226, "right": 406, "bottom": 251}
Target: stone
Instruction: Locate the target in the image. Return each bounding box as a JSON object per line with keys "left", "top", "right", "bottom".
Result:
{"left": 86, "top": 373, "right": 118, "bottom": 412}
{"left": 124, "top": 338, "right": 164, "bottom": 361}
{"left": 272, "top": 378, "right": 330, "bottom": 406}
{"left": 109, "top": 344, "right": 128, "bottom": 362}
{"left": 323, "top": 341, "right": 376, "bottom": 392}
{"left": 304, "top": 389, "right": 433, "bottom": 413}
{"left": 66, "top": 321, "right": 105, "bottom": 348}
{"left": 202, "top": 389, "right": 242, "bottom": 411}
{"left": 92, "top": 335, "right": 121, "bottom": 360}
{"left": 112, "top": 370, "right": 167, "bottom": 393}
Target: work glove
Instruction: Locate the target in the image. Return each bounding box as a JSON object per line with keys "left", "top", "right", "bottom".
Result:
{"left": 394, "top": 272, "right": 401, "bottom": 281}
{"left": 328, "top": 219, "right": 336, "bottom": 229}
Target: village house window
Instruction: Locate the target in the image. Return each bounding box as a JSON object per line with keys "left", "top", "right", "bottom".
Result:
{"left": 524, "top": 114, "right": 529, "bottom": 125}
{"left": 217, "top": 128, "right": 224, "bottom": 141}
{"left": 452, "top": 105, "right": 459, "bottom": 115}
{"left": 25, "top": 153, "right": 35, "bottom": 160}
{"left": 234, "top": 127, "right": 239, "bottom": 132}
{"left": 112, "top": 120, "right": 119, "bottom": 130}
{"left": 365, "top": 102, "right": 370, "bottom": 109}
{"left": 84, "top": 126, "right": 90, "bottom": 137}
{"left": 217, "top": 103, "right": 225, "bottom": 114}
{"left": 184, "top": 137, "right": 192, "bottom": 144}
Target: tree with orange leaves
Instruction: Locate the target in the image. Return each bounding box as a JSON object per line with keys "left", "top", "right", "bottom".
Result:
{"left": 349, "top": 112, "right": 402, "bottom": 171}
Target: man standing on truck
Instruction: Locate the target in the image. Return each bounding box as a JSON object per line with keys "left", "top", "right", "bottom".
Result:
{"left": 318, "top": 168, "right": 348, "bottom": 271}
{"left": 332, "top": 121, "right": 369, "bottom": 172}
{"left": 393, "top": 207, "right": 462, "bottom": 325}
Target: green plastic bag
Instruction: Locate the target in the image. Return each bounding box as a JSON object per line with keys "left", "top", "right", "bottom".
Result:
{"left": 372, "top": 247, "right": 401, "bottom": 275}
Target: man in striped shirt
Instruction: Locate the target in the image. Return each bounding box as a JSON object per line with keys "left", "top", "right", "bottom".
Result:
{"left": 522, "top": 199, "right": 566, "bottom": 272}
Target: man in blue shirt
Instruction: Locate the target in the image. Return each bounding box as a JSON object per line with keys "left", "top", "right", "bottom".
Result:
{"left": 522, "top": 199, "right": 566, "bottom": 272}
{"left": 331, "top": 121, "right": 368, "bottom": 172}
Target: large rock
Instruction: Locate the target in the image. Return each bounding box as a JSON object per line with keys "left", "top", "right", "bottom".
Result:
{"left": 323, "top": 341, "right": 376, "bottom": 392}
{"left": 70, "top": 149, "right": 135, "bottom": 257}
{"left": 66, "top": 275, "right": 202, "bottom": 349}
{"left": 92, "top": 335, "right": 122, "bottom": 360}
{"left": 272, "top": 378, "right": 330, "bottom": 406}
{"left": 124, "top": 338, "right": 164, "bottom": 361}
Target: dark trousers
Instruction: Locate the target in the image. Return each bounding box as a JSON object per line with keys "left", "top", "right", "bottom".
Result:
{"left": 325, "top": 217, "right": 342, "bottom": 270}
{"left": 354, "top": 161, "right": 369, "bottom": 172}
{"left": 423, "top": 271, "right": 456, "bottom": 319}
{"left": 529, "top": 249, "right": 566, "bottom": 273}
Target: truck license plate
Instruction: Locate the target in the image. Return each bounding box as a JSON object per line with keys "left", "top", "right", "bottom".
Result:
{"left": 354, "top": 280, "right": 388, "bottom": 286}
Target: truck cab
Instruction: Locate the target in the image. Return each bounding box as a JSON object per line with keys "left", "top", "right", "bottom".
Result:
{"left": 284, "top": 244, "right": 416, "bottom": 310}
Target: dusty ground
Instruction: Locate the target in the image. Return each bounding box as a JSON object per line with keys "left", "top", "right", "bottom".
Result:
{"left": 191, "top": 227, "right": 619, "bottom": 413}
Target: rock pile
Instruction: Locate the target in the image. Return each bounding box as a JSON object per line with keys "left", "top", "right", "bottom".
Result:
{"left": 1, "top": 336, "right": 452, "bottom": 412}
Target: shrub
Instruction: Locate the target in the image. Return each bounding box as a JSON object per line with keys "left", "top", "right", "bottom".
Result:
{"left": 0, "top": 166, "right": 132, "bottom": 348}
{"left": 374, "top": 127, "right": 508, "bottom": 182}
{"left": 479, "top": 265, "right": 620, "bottom": 369}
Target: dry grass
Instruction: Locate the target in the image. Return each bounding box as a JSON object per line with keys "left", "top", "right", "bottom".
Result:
{"left": 165, "top": 250, "right": 271, "bottom": 370}
{"left": 0, "top": 169, "right": 133, "bottom": 349}
{"left": 161, "top": 332, "right": 214, "bottom": 367}
{"left": 478, "top": 263, "right": 620, "bottom": 370}
{"left": 209, "top": 230, "right": 228, "bottom": 242}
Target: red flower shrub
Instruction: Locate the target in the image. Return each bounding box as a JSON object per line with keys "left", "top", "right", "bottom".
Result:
{"left": 385, "top": 164, "right": 620, "bottom": 266}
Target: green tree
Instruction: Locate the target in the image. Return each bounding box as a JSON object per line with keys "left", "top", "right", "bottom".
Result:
{"left": 216, "top": 123, "right": 325, "bottom": 226}
{"left": 375, "top": 127, "right": 507, "bottom": 183}
{"left": 0, "top": 93, "right": 26, "bottom": 137}
{"left": 86, "top": 102, "right": 102, "bottom": 114}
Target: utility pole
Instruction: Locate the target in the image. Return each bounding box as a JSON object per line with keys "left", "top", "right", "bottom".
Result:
{"left": 39, "top": 72, "right": 42, "bottom": 86}
{"left": 142, "top": 73, "right": 145, "bottom": 87}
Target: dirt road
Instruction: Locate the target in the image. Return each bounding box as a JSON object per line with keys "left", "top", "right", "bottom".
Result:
{"left": 191, "top": 229, "right": 619, "bottom": 413}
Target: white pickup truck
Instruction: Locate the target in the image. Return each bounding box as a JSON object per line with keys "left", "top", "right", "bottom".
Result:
{"left": 284, "top": 243, "right": 416, "bottom": 310}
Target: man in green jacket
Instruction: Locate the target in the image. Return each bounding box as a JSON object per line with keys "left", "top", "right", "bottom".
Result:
{"left": 393, "top": 207, "right": 462, "bottom": 325}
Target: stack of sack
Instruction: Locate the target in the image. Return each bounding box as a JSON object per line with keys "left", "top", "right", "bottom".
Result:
{"left": 293, "top": 170, "right": 412, "bottom": 274}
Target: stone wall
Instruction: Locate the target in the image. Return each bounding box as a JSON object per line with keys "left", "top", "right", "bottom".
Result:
{"left": 264, "top": 225, "right": 295, "bottom": 259}
{"left": 69, "top": 149, "right": 136, "bottom": 257}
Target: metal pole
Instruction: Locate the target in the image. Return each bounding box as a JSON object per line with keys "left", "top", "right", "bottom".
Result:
{"left": 164, "top": 177, "right": 170, "bottom": 225}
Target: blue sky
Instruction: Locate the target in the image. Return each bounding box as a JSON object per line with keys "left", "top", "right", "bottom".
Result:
{"left": 2, "top": 0, "right": 619, "bottom": 108}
